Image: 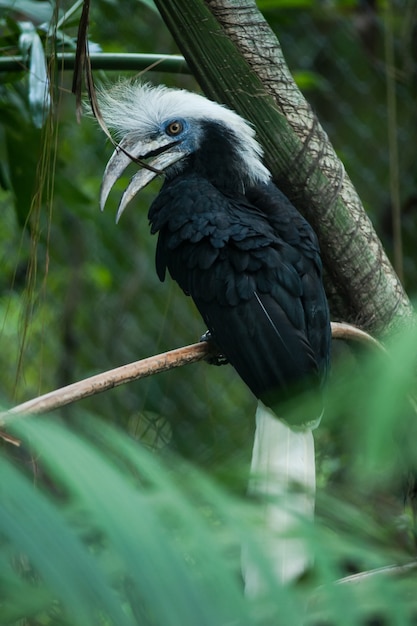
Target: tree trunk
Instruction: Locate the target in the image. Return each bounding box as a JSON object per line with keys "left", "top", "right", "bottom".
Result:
{"left": 154, "top": 0, "right": 414, "bottom": 336}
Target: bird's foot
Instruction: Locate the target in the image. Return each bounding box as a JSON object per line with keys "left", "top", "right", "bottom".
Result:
{"left": 199, "top": 331, "right": 229, "bottom": 366}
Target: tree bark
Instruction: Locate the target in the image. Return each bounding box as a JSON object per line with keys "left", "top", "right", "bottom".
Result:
{"left": 154, "top": 0, "right": 414, "bottom": 336}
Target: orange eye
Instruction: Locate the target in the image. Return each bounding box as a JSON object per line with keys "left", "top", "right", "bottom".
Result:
{"left": 166, "top": 121, "right": 183, "bottom": 136}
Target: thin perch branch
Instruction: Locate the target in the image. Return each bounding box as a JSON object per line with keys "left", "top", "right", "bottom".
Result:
{"left": 0, "top": 323, "right": 380, "bottom": 445}
{"left": 330, "top": 322, "right": 383, "bottom": 350}
{"left": 0, "top": 341, "right": 210, "bottom": 426}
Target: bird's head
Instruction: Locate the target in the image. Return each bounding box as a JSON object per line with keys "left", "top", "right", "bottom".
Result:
{"left": 98, "top": 81, "right": 271, "bottom": 221}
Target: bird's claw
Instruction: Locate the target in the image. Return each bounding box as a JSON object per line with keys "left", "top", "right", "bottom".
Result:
{"left": 199, "top": 331, "right": 229, "bottom": 366}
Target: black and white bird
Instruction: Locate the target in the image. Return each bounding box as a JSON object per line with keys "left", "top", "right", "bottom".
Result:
{"left": 98, "top": 82, "right": 331, "bottom": 591}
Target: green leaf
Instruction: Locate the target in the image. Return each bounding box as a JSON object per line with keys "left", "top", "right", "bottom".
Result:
{"left": 0, "top": 0, "right": 53, "bottom": 24}
{"left": 18, "top": 21, "right": 50, "bottom": 127}
{"left": 3, "top": 417, "right": 263, "bottom": 626}
{"left": 0, "top": 454, "right": 135, "bottom": 626}
{"left": 135, "top": 0, "right": 159, "bottom": 14}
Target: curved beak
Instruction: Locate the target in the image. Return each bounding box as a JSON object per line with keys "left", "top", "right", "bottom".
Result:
{"left": 100, "top": 135, "right": 186, "bottom": 222}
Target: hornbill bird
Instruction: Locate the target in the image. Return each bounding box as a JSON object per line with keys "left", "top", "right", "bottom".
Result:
{"left": 98, "top": 82, "right": 331, "bottom": 590}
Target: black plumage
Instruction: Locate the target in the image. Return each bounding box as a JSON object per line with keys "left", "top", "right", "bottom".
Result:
{"left": 148, "top": 168, "right": 330, "bottom": 412}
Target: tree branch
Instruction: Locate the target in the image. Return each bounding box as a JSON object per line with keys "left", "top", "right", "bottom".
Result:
{"left": 0, "top": 323, "right": 381, "bottom": 445}
{"left": 0, "top": 342, "right": 210, "bottom": 427}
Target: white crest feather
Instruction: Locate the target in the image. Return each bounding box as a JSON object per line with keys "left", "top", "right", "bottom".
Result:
{"left": 97, "top": 80, "right": 271, "bottom": 187}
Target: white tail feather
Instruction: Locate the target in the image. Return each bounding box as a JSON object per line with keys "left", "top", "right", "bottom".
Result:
{"left": 243, "top": 402, "right": 316, "bottom": 594}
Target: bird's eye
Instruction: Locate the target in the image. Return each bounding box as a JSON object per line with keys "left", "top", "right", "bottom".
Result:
{"left": 166, "top": 121, "right": 183, "bottom": 136}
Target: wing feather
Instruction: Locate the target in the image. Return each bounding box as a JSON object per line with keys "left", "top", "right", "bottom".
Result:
{"left": 149, "top": 174, "right": 330, "bottom": 410}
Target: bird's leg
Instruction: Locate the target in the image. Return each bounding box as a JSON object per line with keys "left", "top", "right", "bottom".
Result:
{"left": 199, "top": 330, "right": 229, "bottom": 366}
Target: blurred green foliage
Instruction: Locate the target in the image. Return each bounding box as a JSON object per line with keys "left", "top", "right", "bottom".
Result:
{"left": 1, "top": 323, "right": 417, "bottom": 625}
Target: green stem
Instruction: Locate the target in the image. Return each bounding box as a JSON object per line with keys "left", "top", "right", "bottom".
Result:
{"left": 0, "top": 53, "right": 188, "bottom": 74}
